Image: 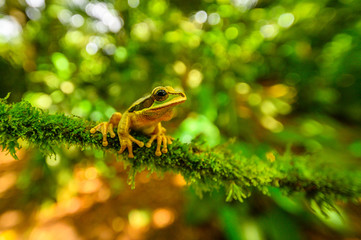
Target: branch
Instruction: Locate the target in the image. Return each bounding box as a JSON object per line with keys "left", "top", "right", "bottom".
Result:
{"left": 1, "top": 96, "right": 361, "bottom": 206}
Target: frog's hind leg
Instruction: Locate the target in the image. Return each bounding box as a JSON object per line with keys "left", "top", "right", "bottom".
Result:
{"left": 108, "top": 112, "right": 122, "bottom": 138}
{"left": 90, "top": 112, "right": 122, "bottom": 146}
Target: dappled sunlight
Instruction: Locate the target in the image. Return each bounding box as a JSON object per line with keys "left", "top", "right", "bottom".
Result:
{"left": 1, "top": 0, "right": 361, "bottom": 239}
{"left": 0, "top": 151, "right": 190, "bottom": 239}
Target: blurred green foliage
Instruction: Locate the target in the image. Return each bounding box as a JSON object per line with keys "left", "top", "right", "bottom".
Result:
{"left": 1, "top": 0, "right": 361, "bottom": 239}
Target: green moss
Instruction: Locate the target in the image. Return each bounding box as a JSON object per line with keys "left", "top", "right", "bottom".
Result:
{"left": 1, "top": 96, "right": 361, "bottom": 207}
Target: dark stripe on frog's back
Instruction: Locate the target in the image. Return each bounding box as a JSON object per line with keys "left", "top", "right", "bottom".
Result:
{"left": 128, "top": 97, "right": 154, "bottom": 112}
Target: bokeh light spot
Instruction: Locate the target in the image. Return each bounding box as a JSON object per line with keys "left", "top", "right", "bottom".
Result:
{"left": 71, "top": 14, "right": 84, "bottom": 27}
{"left": 248, "top": 93, "right": 262, "bottom": 106}
{"left": 108, "top": 84, "right": 121, "bottom": 96}
{"left": 225, "top": 26, "right": 239, "bottom": 40}
{"left": 164, "top": 30, "right": 181, "bottom": 42}
{"left": 131, "top": 22, "right": 151, "bottom": 41}
{"left": 278, "top": 13, "right": 295, "bottom": 28}
{"left": 85, "top": 2, "right": 123, "bottom": 33}
{"left": 260, "top": 24, "right": 278, "bottom": 39}
{"left": 112, "top": 217, "right": 125, "bottom": 232}
{"left": 60, "top": 81, "right": 75, "bottom": 94}
{"left": 0, "top": 210, "right": 23, "bottom": 229}
{"left": 51, "top": 90, "right": 64, "bottom": 103}
{"left": 250, "top": 8, "right": 265, "bottom": 20}
{"left": 26, "top": 7, "right": 41, "bottom": 20}
{"left": 114, "top": 47, "right": 128, "bottom": 63}
{"left": 86, "top": 42, "right": 98, "bottom": 55}
{"left": 188, "top": 35, "right": 201, "bottom": 48}
{"left": 152, "top": 208, "right": 175, "bottom": 228}
{"left": 0, "top": 17, "right": 22, "bottom": 42}
{"left": 242, "top": 221, "right": 263, "bottom": 240}
{"left": 187, "top": 69, "right": 203, "bottom": 88}
{"left": 148, "top": 0, "right": 168, "bottom": 15}
{"left": 128, "top": 0, "right": 139, "bottom": 8}
{"left": 301, "top": 120, "right": 323, "bottom": 136}
{"left": 195, "top": 10, "right": 207, "bottom": 24}
{"left": 58, "top": 9, "right": 71, "bottom": 24}
{"left": 64, "top": 30, "right": 84, "bottom": 46}
{"left": 173, "top": 61, "right": 187, "bottom": 75}
{"left": 103, "top": 43, "right": 116, "bottom": 55}
{"left": 46, "top": 154, "right": 61, "bottom": 167}
{"left": 268, "top": 84, "right": 289, "bottom": 98}
{"left": 217, "top": 4, "right": 234, "bottom": 18}
{"left": 229, "top": 44, "right": 242, "bottom": 57}
{"left": 90, "top": 111, "right": 103, "bottom": 121}
{"left": 26, "top": 0, "right": 45, "bottom": 8}
{"left": 172, "top": 174, "right": 187, "bottom": 187}
{"left": 0, "top": 172, "right": 17, "bottom": 194}
{"left": 261, "top": 100, "right": 277, "bottom": 116}
{"left": 208, "top": 13, "right": 221, "bottom": 25}
{"left": 236, "top": 82, "right": 250, "bottom": 94}
{"left": 72, "top": 0, "right": 87, "bottom": 8}
{"left": 128, "top": 210, "right": 150, "bottom": 229}
{"left": 232, "top": 0, "right": 258, "bottom": 10}
{"left": 52, "top": 52, "right": 70, "bottom": 71}
{"left": 180, "top": 134, "right": 193, "bottom": 144}
{"left": 261, "top": 116, "right": 283, "bottom": 132}
{"left": 85, "top": 167, "right": 98, "bottom": 180}
{"left": 108, "top": 17, "right": 122, "bottom": 32}
{"left": 35, "top": 94, "right": 52, "bottom": 109}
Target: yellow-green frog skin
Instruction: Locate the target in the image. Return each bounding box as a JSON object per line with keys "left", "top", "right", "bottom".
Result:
{"left": 90, "top": 86, "right": 187, "bottom": 158}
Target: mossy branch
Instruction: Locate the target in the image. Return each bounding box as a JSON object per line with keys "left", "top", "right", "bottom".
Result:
{"left": 1, "top": 96, "right": 361, "bottom": 206}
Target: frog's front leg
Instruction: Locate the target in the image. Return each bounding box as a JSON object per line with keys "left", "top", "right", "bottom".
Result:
{"left": 117, "top": 113, "right": 144, "bottom": 158}
{"left": 90, "top": 112, "right": 122, "bottom": 146}
{"left": 146, "top": 123, "right": 174, "bottom": 156}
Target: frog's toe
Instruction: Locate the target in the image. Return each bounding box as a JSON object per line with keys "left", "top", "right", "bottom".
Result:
{"left": 108, "top": 124, "right": 116, "bottom": 138}
{"left": 129, "top": 136, "right": 144, "bottom": 148}
{"left": 127, "top": 143, "right": 134, "bottom": 158}
{"left": 166, "top": 136, "right": 174, "bottom": 144}
{"left": 102, "top": 140, "right": 108, "bottom": 146}
{"left": 155, "top": 149, "right": 162, "bottom": 156}
{"left": 118, "top": 143, "right": 127, "bottom": 154}
{"left": 146, "top": 135, "right": 157, "bottom": 148}
{"left": 91, "top": 122, "right": 105, "bottom": 133}
{"left": 162, "top": 136, "right": 168, "bottom": 153}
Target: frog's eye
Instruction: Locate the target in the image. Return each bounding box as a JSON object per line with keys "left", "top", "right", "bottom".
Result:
{"left": 154, "top": 89, "right": 168, "bottom": 101}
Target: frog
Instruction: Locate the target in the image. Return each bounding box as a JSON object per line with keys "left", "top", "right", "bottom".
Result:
{"left": 90, "top": 86, "right": 187, "bottom": 158}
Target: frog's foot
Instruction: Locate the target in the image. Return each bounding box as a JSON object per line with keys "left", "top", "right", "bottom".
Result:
{"left": 145, "top": 133, "right": 174, "bottom": 157}
{"left": 90, "top": 122, "right": 116, "bottom": 146}
{"left": 90, "top": 113, "right": 121, "bottom": 146}
{"left": 118, "top": 134, "right": 144, "bottom": 158}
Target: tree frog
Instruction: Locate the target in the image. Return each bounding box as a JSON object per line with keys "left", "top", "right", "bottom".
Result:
{"left": 90, "top": 86, "right": 187, "bottom": 158}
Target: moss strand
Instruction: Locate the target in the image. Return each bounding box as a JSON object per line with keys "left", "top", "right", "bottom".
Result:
{"left": 1, "top": 97, "right": 361, "bottom": 206}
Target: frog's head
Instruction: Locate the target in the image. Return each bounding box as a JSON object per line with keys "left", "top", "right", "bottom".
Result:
{"left": 128, "top": 86, "right": 186, "bottom": 114}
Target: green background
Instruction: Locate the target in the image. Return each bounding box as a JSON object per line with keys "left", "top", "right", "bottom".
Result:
{"left": 1, "top": 0, "right": 361, "bottom": 239}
